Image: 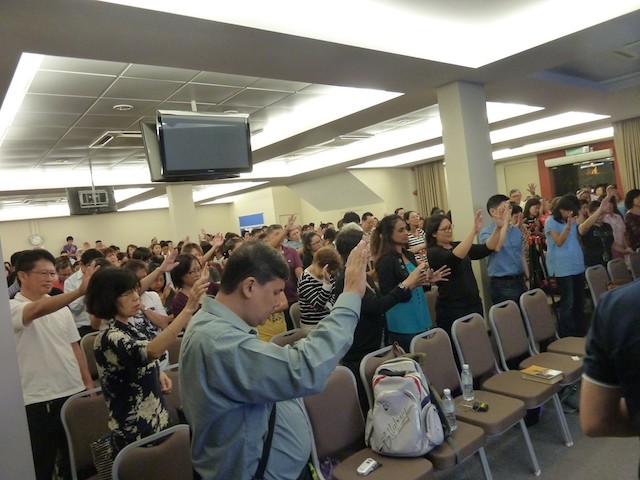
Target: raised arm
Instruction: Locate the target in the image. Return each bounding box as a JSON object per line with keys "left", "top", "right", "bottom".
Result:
{"left": 578, "top": 187, "right": 615, "bottom": 236}
{"left": 452, "top": 210, "right": 483, "bottom": 259}
{"left": 139, "top": 250, "right": 178, "bottom": 292}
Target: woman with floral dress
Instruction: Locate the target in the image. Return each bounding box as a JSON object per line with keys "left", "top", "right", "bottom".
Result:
{"left": 85, "top": 267, "right": 208, "bottom": 467}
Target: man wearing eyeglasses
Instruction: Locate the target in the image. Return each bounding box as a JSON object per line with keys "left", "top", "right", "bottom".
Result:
{"left": 10, "top": 249, "right": 97, "bottom": 480}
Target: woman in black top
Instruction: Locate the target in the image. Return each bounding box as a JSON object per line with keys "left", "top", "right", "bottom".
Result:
{"left": 426, "top": 211, "right": 500, "bottom": 337}
{"left": 581, "top": 200, "right": 614, "bottom": 267}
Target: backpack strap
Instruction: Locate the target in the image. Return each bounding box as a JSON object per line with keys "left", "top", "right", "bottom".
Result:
{"left": 253, "top": 403, "right": 277, "bottom": 480}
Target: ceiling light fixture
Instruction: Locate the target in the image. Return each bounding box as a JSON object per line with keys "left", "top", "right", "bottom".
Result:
{"left": 0, "top": 52, "right": 43, "bottom": 147}
{"left": 113, "top": 104, "right": 134, "bottom": 111}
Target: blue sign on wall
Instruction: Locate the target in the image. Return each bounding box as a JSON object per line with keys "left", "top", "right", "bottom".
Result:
{"left": 239, "top": 213, "right": 264, "bottom": 229}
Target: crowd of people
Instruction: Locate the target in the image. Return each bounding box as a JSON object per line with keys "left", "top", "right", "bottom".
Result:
{"left": 6, "top": 181, "right": 640, "bottom": 479}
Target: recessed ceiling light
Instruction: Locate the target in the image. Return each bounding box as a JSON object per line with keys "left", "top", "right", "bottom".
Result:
{"left": 113, "top": 104, "right": 134, "bottom": 112}
{"left": 223, "top": 109, "right": 239, "bottom": 114}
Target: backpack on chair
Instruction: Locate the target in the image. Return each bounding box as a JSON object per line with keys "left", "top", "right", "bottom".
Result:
{"left": 365, "top": 356, "right": 444, "bottom": 457}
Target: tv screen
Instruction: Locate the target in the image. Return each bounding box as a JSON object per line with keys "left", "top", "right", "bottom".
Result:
{"left": 158, "top": 110, "right": 252, "bottom": 177}
{"left": 67, "top": 186, "right": 117, "bottom": 215}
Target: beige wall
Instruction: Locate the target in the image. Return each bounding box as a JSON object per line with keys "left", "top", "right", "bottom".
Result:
{"left": 495, "top": 156, "right": 540, "bottom": 198}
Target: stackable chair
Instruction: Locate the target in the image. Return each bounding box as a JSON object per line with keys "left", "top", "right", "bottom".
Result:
{"left": 112, "top": 424, "right": 192, "bottom": 480}
{"left": 60, "top": 387, "right": 110, "bottom": 480}
{"left": 304, "top": 366, "right": 434, "bottom": 480}
{"left": 451, "top": 314, "right": 573, "bottom": 448}
{"left": 359, "top": 346, "right": 492, "bottom": 479}
{"left": 161, "top": 363, "right": 183, "bottom": 424}
{"left": 410, "top": 329, "right": 541, "bottom": 476}
{"left": 488, "top": 301, "right": 583, "bottom": 387}
{"left": 80, "top": 331, "right": 100, "bottom": 386}
{"left": 424, "top": 285, "right": 438, "bottom": 327}
{"left": 289, "top": 302, "right": 302, "bottom": 329}
{"left": 585, "top": 264, "right": 610, "bottom": 307}
{"left": 607, "top": 258, "right": 633, "bottom": 284}
{"left": 628, "top": 252, "right": 640, "bottom": 280}
{"left": 270, "top": 328, "right": 308, "bottom": 347}
{"left": 520, "top": 289, "right": 585, "bottom": 357}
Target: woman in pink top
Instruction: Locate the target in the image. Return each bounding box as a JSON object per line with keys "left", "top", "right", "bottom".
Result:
{"left": 601, "top": 196, "right": 633, "bottom": 259}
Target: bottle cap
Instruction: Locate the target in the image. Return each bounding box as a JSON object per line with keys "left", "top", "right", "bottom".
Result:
{"left": 463, "top": 364, "right": 469, "bottom": 369}
{"left": 444, "top": 388, "right": 451, "bottom": 395}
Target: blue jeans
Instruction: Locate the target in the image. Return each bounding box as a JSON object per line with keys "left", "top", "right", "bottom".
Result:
{"left": 490, "top": 275, "right": 527, "bottom": 306}
{"left": 555, "top": 273, "right": 586, "bottom": 337}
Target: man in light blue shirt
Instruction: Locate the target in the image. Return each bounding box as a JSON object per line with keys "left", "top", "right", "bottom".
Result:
{"left": 479, "top": 194, "right": 528, "bottom": 305}
{"left": 180, "top": 240, "right": 368, "bottom": 480}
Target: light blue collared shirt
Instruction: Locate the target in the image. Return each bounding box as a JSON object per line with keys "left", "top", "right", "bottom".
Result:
{"left": 180, "top": 292, "right": 361, "bottom": 480}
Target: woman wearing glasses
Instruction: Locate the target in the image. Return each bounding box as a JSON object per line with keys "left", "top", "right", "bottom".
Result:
{"left": 170, "top": 254, "right": 219, "bottom": 317}
{"left": 86, "top": 267, "right": 209, "bottom": 473}
{"left": 426, "top": 211, "right": 501, "bottom": 337}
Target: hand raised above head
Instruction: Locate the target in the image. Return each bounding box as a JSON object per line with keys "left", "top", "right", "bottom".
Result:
{"left": 160, "top": 250, "right": 179, "bottom": 272}
{"left": 473, "top": 210, "right": 484, "bottom": 232}
{"left": 343, "top": 240, "right": 370, "bottom": 298}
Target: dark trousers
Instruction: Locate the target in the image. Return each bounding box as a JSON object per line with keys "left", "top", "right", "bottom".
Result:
{"left": 555, "top": 273, "right": 586, "bottom": 337}
{"left": 436, "top": 301, "right": 484, "bottom": 338}
{"left": 25, "top": 396, "right": 73, "bottom": 480}
{"left": 490, "top": 275, "right": 527, "bottom": 306}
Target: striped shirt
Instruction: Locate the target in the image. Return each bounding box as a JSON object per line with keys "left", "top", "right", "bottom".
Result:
{"left": 408, "top": 228, "right": 427, "bottom": 263}
{"left": 297, "top": 270, "right": 335, "bottom": 332}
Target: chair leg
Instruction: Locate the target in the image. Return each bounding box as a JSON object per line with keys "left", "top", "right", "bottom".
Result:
{"left": 551, "top": 393, "right": 574, "bottom": 446}
{"left": 518, "top": 419, "right": 541, "bottom": 476}
{"left": 478, "top": 447, "right": 493, "bottom": 480}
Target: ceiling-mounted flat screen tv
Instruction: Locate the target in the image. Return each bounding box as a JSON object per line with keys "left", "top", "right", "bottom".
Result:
{"left": 140, "top": 110, "right": 253, "bottom": 182}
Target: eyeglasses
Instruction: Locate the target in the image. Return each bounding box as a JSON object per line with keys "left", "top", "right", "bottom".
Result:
{"left": 29, "top": 270, "right": 57, "bottom": 277}
{"left": 437, "top": 225, "right": 454, "bottom": 232}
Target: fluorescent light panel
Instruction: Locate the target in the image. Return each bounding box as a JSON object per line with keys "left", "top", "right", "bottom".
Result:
{"left": 97, "top": 1, "right": 639, "bottom": 67}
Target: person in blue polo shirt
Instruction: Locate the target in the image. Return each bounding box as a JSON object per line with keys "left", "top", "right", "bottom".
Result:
{"left": 480, "top": 194, "right": 528, "bottom": 306}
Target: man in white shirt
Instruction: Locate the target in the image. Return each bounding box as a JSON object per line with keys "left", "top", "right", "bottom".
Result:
{"left": 64, "top": 248, "right": 104, "bottom": 336}
{"left": 11, "top": 249, "right": 97, "bottom": 480}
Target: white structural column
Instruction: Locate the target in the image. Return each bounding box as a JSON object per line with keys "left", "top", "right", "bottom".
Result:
{"left": 166, "top": 184, "right": 197, "bottom": 241}
{"left": 437, "top": 81, "right": 497, "bottom": 313}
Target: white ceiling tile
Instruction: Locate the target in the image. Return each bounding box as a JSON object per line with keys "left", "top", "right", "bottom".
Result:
{"left": 11, "top": 112, "right": 82, "bottom": 129}
{"left": 29, "top": 70, "right": 115, "bottom": 97}
{"left": 1, "top": 138, "right": 57, "bottom": 149}
{"left": 20, "top": 94, "right": 96, "bottom": 114}
{"left": 167, "top": 83, "right": 243, "bottom": 103}
{"left": 5, "top": 125, "right": 68, "bottom": 140}
{"left": 192, "top": 71, "right": 259, "bottom": 87}
{"left": 40, "top": 56, "right": 128, "bottom": 75}
{"left": 103, "top": 77, "right": 184, "bottom": 101}
{"left": 74, "top": 114, "right": 143, "bottom": 129}
{"left": 123, "top": 64, "right": 201, "bottom": 82}
{"left": 223, "top": 88, "right": 293, "bottom": 107}
{"left": 86, "top": 98, "right": 160, "bottom": 116}
{"left": 205, "top": 104, "right": 262, "bottom": 114}
{"left": 250, "top": 79, "right": 310, "bottom": 92}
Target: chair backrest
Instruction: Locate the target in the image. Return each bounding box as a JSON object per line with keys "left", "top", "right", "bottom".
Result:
{"left": 451, "top": 314, "right": 499, "bottom": 379}
{"left": 80, "top": 331, "right": 99, "bottom": 379}
{"left": 112, "top": 424, "right": 192, "bottom": 480}
{"left": 488, "top": 301, "right": 532, "bottom": 371}
{"left": 585, "top": 264, "right": 610, "bottom": 307}
{"left": 303, "top": 366, "right": 365, "bottom": 459}
{"left": 161, "top": 364, "right": 182, "bottom": 424}
{"left": 289, "top": 302, "right": 301, "bottom": 329}
{"left": 270, "top": 328, "right": 307, "bottom": 347}
{"left": 424, "top": 286, "right": 438, "bottom": 327}
{"left": 166, "top": 335, "right": 182, "bottom": 365}
{"left": 410, "top": 328, "right": 461, "bottom": 395}
{"left": 359, "top": 345, "right": 401, "bottom": 408}
{"left": 607, "top": 258, "right": 633, "bottom": 283}
{"left": 520, "top": 288, "right": 558, "bottom": 348}
{"left": 61, "top": 387, "right": 110, "bottom": 480}
{"left": 629, "top": 252, "right": 640, "bottom": 280}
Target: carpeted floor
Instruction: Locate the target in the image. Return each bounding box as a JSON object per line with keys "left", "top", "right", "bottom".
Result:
{"left": 433, "top": 401, "right": 638, "bottom": 479}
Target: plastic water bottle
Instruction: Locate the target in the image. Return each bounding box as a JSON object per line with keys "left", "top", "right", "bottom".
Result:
{"left": 461, "top": 364, "right": 475, "bottom": 402}
{"left": 442, "top": 389, "right": 457, "bottom": 432}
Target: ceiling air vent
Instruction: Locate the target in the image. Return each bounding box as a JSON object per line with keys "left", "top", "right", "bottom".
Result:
{"left": 89, "top": 131, "right": 142, "bottom": 149}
